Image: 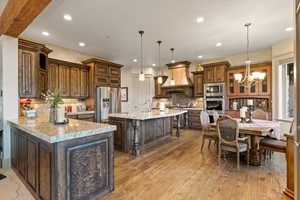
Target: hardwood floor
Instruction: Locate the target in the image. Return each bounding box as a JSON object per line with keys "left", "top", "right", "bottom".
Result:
{"left": 102, "top": 129, "right": 286, "bottom": 200}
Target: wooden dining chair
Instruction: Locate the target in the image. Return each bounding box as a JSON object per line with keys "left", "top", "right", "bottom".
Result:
{"left": 200, "top": 111, "right": 218, "bottom": 152}
{"left": 217, "top": 115, "right": 250, "bottom": 169}
{"left": 259, "top": 120, "right": 293, "bottom": 162}
{"left": 252, "top": 109, "right": 268, "bottom": 120}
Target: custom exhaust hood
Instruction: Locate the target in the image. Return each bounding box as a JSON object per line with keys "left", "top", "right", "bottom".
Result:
{"left": 161, "top": 61, "right": 193, "bottom": 97}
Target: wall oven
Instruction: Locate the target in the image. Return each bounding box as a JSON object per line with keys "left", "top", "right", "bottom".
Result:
{"left": 204, "top": 83, "right": 225, "bottom": 98}
{"left": 204, "top": 98, "right": 225, "bottom": 113}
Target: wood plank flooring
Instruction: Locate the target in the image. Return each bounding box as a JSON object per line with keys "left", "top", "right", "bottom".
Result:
{"left": 102, "top": 129, "right": 286, "bottom": 200}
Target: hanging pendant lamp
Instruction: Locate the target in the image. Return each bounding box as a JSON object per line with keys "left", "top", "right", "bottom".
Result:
{"left": 157, "top": 40, "right": 163, "bottom": 84}
{"left": 138, "top": 30, "right": 145, "bottom": 81}
{"left": 170, "top": 48, "right": 175, "bottom": 86}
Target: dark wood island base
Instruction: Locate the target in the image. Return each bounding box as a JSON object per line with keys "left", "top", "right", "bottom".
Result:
{"left": 9, "top": 118, "right": 116, "bottom": 200}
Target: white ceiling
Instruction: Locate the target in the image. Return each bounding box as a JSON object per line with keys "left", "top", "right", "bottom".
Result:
{"left": 2, "top": 0, "right": 294, "bottom": 66}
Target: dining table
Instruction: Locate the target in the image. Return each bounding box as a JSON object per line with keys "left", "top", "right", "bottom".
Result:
{"left": 209, "top": 119, "right": 283, "bottom": 166}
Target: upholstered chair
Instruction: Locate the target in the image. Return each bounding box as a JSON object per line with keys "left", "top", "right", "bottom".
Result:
{"left": 217, "top": 116, "right": 250, "bottom": 169}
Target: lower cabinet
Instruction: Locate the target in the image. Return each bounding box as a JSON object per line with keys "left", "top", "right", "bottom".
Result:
{"left": 10, "top": 126, "right": 114, "bottom": 200}
{"left": 188, "top": 110, "right": 202, "bottom": 129}
{"left": 11, "top": 127, "right": 53, "bottom": 200}
{"left": 108, "top": 118, "right": 127, "bottom": 151}
{"left": 67, "top": 113, "right": 95, "bottom": 122}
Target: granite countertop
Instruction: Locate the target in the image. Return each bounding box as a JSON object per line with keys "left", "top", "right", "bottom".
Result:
{"left": 108, "top": 109, "right": 187, "bottom": 120}
{"left": 66, "top": 111, "right": 95, "bottom": 116}
{"left": 8, "top": 117, "right": 116, "bottom": 143}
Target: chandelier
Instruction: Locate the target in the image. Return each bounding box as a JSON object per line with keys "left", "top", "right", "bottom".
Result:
{"left": 234, "top": 23, "right": 266, "bottom": 87}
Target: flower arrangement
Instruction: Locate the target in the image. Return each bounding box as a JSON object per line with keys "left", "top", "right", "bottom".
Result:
{"left": 41, "top": 88, "right": 64, "bottom": 108}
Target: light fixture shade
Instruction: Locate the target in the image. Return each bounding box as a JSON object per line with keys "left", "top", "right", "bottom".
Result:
{"left": 157, "top": 76, "right": 163, "bottom": 84}
{"left": 251, "top": 71, "right": 266, "bottom": 80}
{"left": 171, "top": 60, "right": 175, "bottom": 63}
{"left": 234, "top": 73, "right": 243, "bottom": 82}
{"left": 170, "top": 79, "right": 175, "bottom": 85}
{"left": 139, "top": 73, "right": 145, "bottom": 81}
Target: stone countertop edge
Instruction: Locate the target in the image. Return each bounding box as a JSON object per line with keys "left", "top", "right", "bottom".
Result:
{"left": 108, "top": 110, "right": 188, "bottom": 120}
{"left": 66, "top": 111, "right": 95, "bottom": 115}
{"left": 8, "top": 120, "right": 116, "bottom": 144}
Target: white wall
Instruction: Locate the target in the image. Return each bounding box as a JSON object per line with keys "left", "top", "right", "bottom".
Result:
{"left": 0, "top": 36, "right": 19, "bottom": 168}
{"left": 272, "top": 38, "right": 294, "bottom": 120}
{"left": 121, "top": 66, "right": 155, "bottom": 112}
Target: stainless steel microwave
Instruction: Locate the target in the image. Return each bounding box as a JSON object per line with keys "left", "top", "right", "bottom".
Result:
{"left": 204, "top": 83, "right": 225, "bottom": 98}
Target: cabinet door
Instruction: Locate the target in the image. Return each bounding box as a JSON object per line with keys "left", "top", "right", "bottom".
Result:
{"left": 18, "top": 133, "right": 27, "bottom": 178}
{"left": 95, "top": 63, "right": 110, "bottom": 86}
{"left": 48, "top": 63, "right": 59, "bottom": 92}
{"left": 194, "top": 74, "right": 204, "bottom": 97}
{"left": 70, "top": 67, "right": 81, "bottom": 97}
{"left": 27, "top": 137, "right": 38, "bottom": 192}
{"left": 109, "top": 66, "right": 121, "bottom": 87}
{"left": 215, "top": 66, "right": 226, "bottom": 82}
{"left": 109, "top": 119, "right": 125, "bottom": 151}
{"left": 39, "top": 70, "right": 48, "bottom": 94}
{"left": 259, "top": 67, "right": 271, "bottom": 96}
{"left": 80, "top": 69, "right": 89, "bottom": 97}
{"left": 204, "top": 67, "right": 215, "bottom": 83}
{"left": 11, "top": 128, "right": 18, "bottom": 168}
{"left": 19, "top": 49, "right": 38, "bottom": 98}
{"left": 59, "top": 65, "right": 70, "bottom": 97}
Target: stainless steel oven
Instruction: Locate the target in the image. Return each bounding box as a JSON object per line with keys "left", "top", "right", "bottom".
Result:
{"left": 204, "top": 98, "right": 225, "bottom": 113}
{"left": 204, "top": 83, "right": 225, "bottom": 98}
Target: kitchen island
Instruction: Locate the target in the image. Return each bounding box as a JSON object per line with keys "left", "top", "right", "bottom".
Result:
{"left": 8, "top": 117, "right": 116, "bottom": 200}
{"left": 109, "top": 109, "right": 187, "bottom": 156}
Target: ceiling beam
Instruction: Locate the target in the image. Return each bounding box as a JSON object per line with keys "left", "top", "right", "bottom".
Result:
{"left": 0, "top": 0, "right": 52, "bottom": 37}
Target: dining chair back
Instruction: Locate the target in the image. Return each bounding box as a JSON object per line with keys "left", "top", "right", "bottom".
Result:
{"left": 252, "top": 109, "right": 268, "bottom": 120}
{"left": 200, "top": 111, "right": 210, "bottom": 130}
{"left": 200, "top": 111, "right": 218, "bottom": 152}
{"left": 217, "top": 115, "right": 250, "bottom": 169}
{"left": 212, "top": 111, "right": 219, "bottom": 123}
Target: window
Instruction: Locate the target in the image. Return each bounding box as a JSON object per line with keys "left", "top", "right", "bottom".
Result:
{"left": 278, "top": 62, "right": 294, "bottom": 120}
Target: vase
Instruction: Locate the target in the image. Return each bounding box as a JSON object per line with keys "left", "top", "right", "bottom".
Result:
{"left": 49, "top": 107, "right": 56, "bottom": 123}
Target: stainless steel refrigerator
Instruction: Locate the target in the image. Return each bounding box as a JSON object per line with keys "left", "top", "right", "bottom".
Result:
{"left": 96, "top": 87, "right": 121, "bottom": 123}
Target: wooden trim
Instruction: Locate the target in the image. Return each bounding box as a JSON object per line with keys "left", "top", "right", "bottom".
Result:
{"left": 191, "top": 71, "right": 204, "bottom": 75}
{"left": 228, "top": 62, "right": 272, "bottom": 70}
{"left": 48, "top": 58, "right": 89, "bottom": 70}
{"left": 82, "top": 58, "right": 123, "bottom": 68}
{"left": 18, "top": 39, "right": 52, "bottom": 54}
{"left": 0, "top": 0, "right": 52, "bottom": 37}
{"left": 202, "top": 61, "right": 231, "bottom": 68}
{"left": 166, "top": 61, "right": 191, "bottom": 68}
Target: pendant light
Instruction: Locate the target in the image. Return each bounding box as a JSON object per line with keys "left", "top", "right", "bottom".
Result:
{"left": 138, "top": 30, "right": 145, "bottom": 81}
{"left": 157, "top": 40, "right": 163, "bottom": 84}
{"left": 234, "top": 23, "right": 266, "bottom": 87}
{"left": 170, "top": 48, "right": 175, "bottom": 86}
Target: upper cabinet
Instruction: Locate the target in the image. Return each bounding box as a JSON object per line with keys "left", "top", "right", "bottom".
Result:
{"left": 202, "top": 61, "right": 230, "bottom": 83}
{"left": 18, "top": 39, "right": 52, "bottom": 98}
{"left": 226, "top": 62, "right": 272, "bottom": 97}
{"left": 82, "top": 58, "right": 123, "bottom": 97}
{"left": 48, "top": 58, "right": 89, "bottom": 99}
{"left": 192, "top": 72, "right": 204, "bottom": 97}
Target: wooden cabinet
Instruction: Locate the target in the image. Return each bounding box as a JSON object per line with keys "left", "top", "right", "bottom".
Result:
{"left": 11, "top": 127, "right": 53, "bottom": 200}
{"left": 18, "top": 39, "right": 52, "bottom": 98}
{"left": 67, "top": 113, "right": 95, "bottom": 122}
{"left": 188, "top": 110, "right": 202, "bottom": 129}
{"left": 227, "top": 63, "right": 272, "bottom": 97}
{"left": 108, "top": 118, "right": 127, "bottom": 151}
{"left": 192, "top": 72, "right": 204, "bottom": 97}
{"left": 58, "top": 65, "right": 71, "bottom": 97}
{"left": 202, "top": 61, "right": 230, "bottom": 83}
{"left": 80, "top": 68, "right": 89, "bottom": 97}
{"left": 18, "top": 49, "right": 38, "bottom": 98}
{"left": 70, "top": 67, "right": 81, "bottom": 97}
{"left": 48, "top": 58, "right": 89, "bottom": 98}
{"left": 82, "top": 58, "right": 123, "bottom": 97}
{"left": 153, "top": 76, "right": 168, "bottom": 98}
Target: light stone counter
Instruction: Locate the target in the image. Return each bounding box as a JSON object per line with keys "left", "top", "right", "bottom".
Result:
{"left": 108, "top": 109, "right": 187, "bottom": 120}
{"left": 8, "top": 117, "right": 116, "bottom": 143}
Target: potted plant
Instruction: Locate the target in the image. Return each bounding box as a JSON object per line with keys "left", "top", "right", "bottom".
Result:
{"left": 41, "top": 89, "right": 64, "bottom": 123}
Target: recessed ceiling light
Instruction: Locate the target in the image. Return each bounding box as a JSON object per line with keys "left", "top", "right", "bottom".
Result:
{"left": 285, "top": 27, "right": 294, "bottom": 32}
{"left": 198, "top": 55, "right": 203, "bottom": 59}
{"left": 42, "top": 31, "right": 50, "bottom": 36}
{"left": 171, "top": 60, "right": 175, "bottom": 63}
{"left": 152, "top": 63, "right": 156, "bottom": 67}
{"left": 78, "top": 42, "right": 86, "bottom": 47}
{"left": 216, "top": 42, "right": 222, "bottom": 47}
{"left": 133, "top": 59, "right": 138, "bottom": 63}
{"left": 196, "top": 17, "right": 205, "bottom": 23}
{"left": 64, "top": 14, "right": 72, "bottom": 21}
